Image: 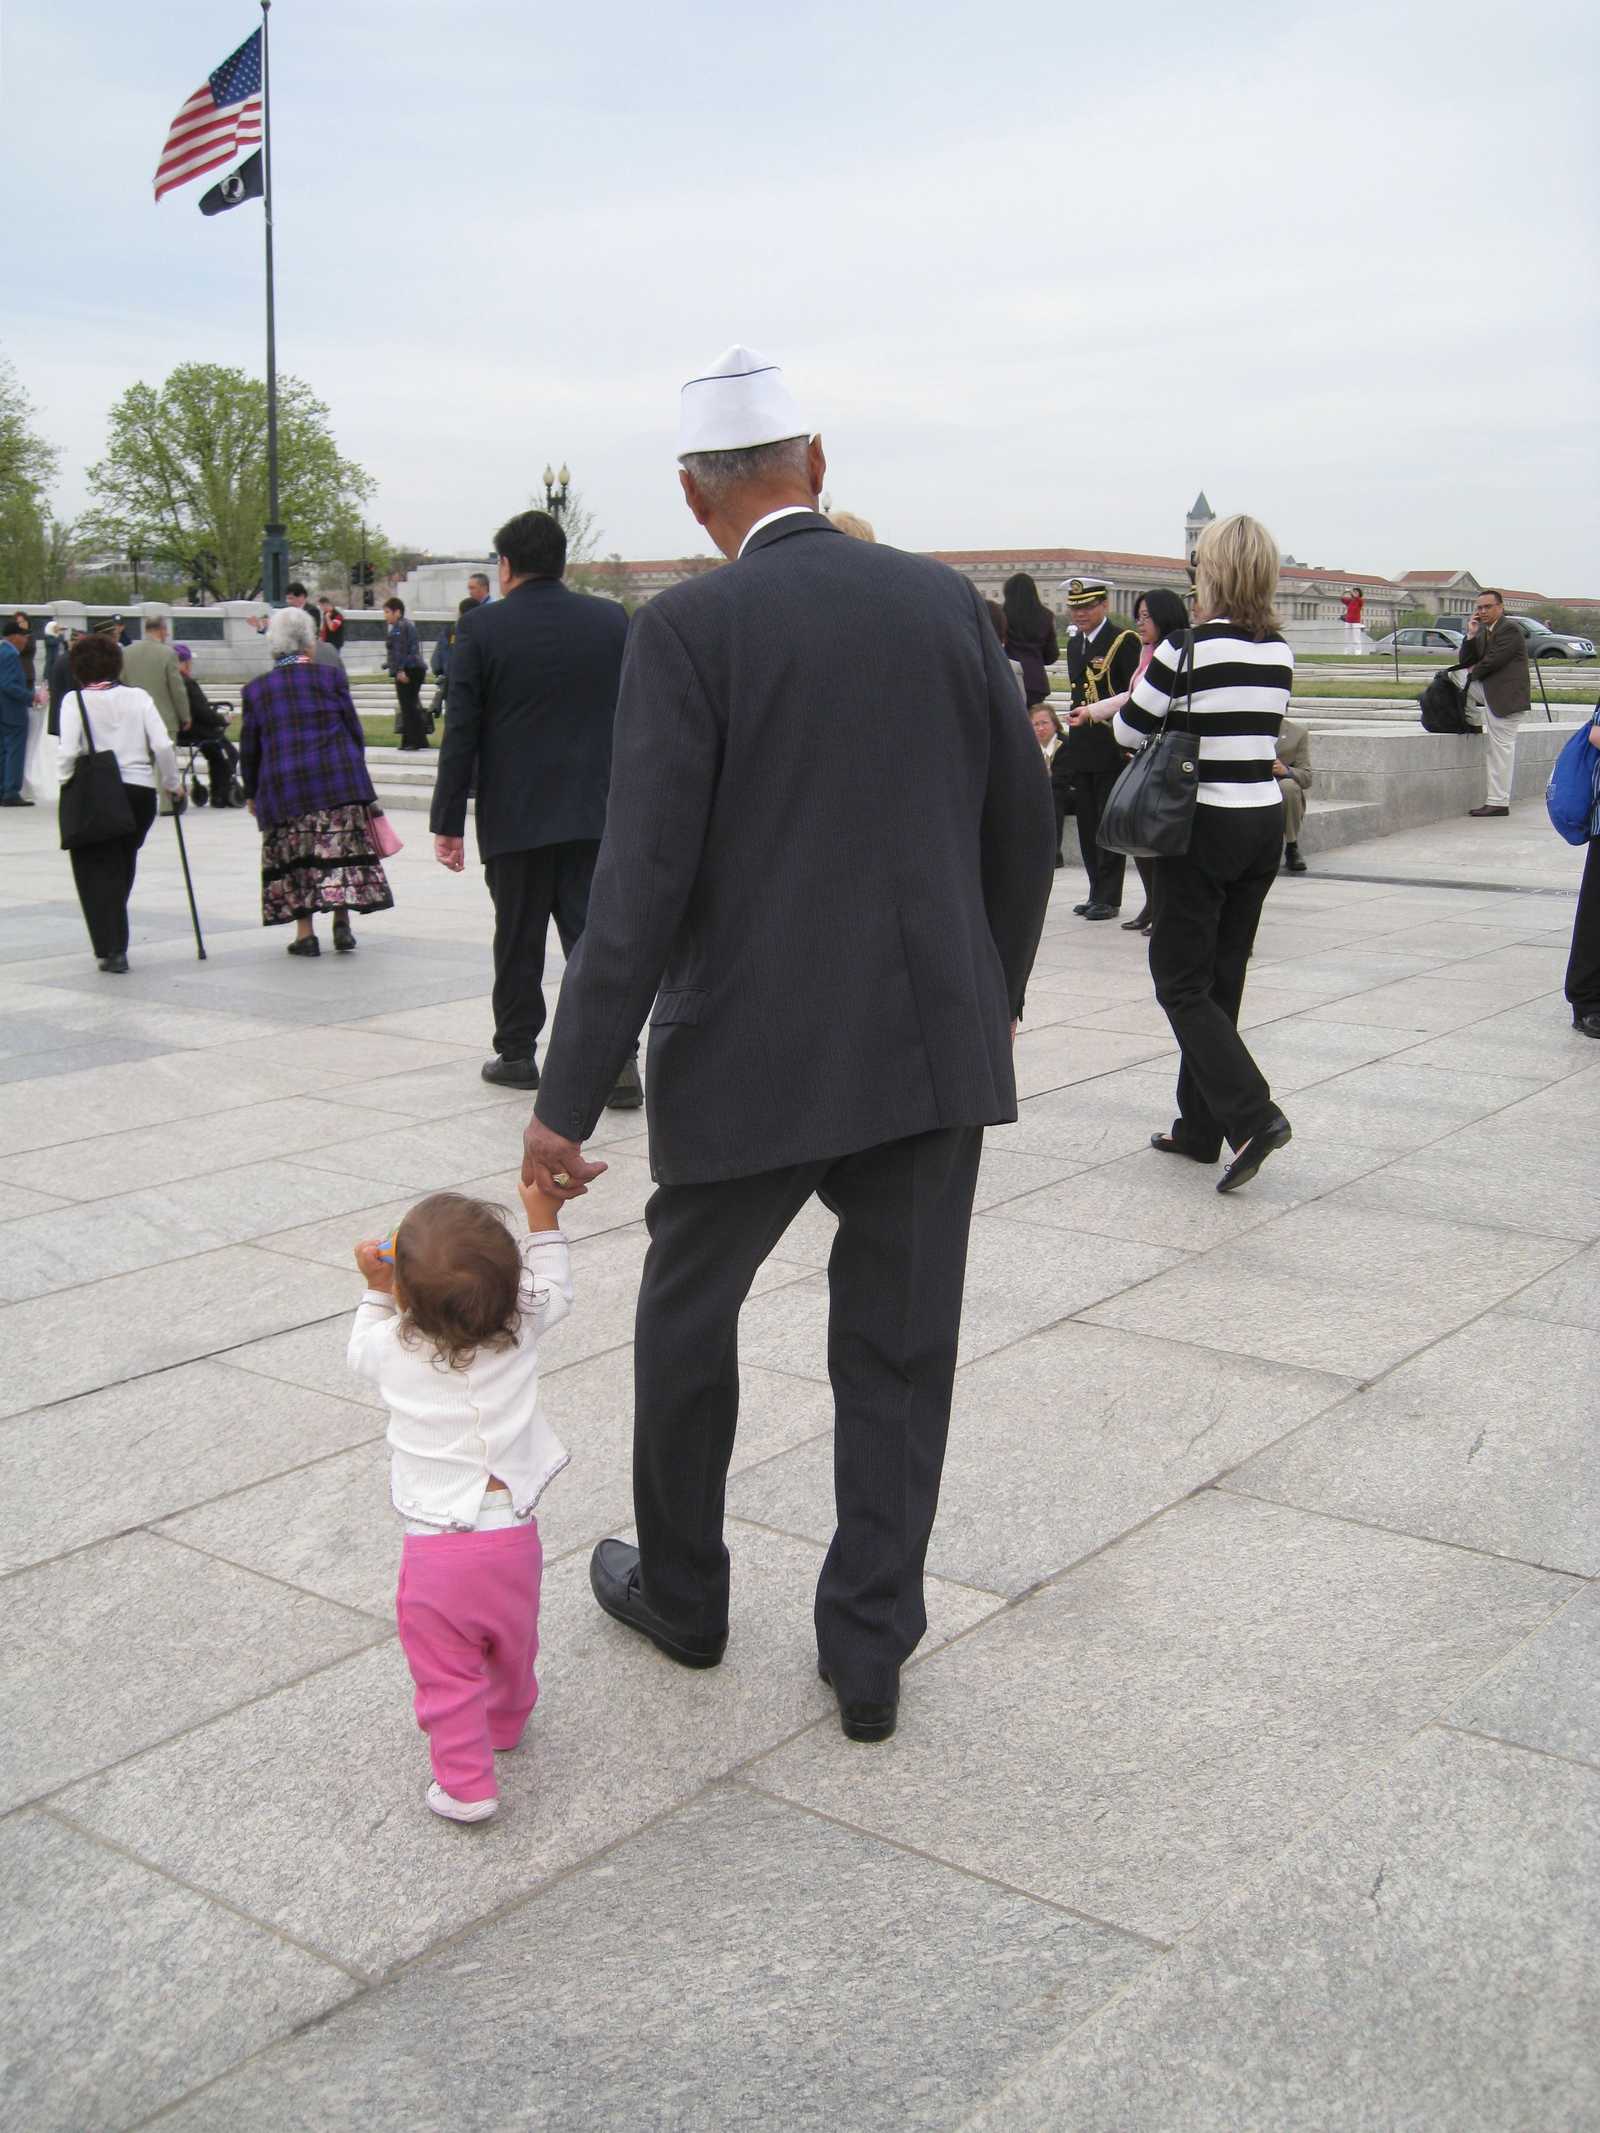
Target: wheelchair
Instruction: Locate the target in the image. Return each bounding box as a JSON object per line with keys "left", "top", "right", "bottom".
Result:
{"left": 178, "top": 702, "right": 247, "bottom": 808}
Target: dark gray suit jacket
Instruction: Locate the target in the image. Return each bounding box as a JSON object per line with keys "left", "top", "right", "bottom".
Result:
{"left": 535, "top": 512, "right": 1055, "bottom": 1184}
{"left": 430, "top": 578, "right": 628, "bottom": 860}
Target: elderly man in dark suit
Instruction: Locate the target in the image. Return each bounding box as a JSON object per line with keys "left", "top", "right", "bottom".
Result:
{"left": 523, "top": 346, "right": 1055, "bottom": 1741}
{"left": 431, "top": 508, "right": 634, "bottom": 1100}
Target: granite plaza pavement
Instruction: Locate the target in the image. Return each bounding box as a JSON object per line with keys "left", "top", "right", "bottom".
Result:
{"left": 1, "top": 791, "right": 1596, "bottom": 2132}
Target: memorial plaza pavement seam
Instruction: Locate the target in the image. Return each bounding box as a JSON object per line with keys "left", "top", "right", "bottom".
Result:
{"left": 1213, "top": 1478, "right": 1595, "bottom": 1579}
{"left": 1436, "top": 1718, "right": 1600, "bottom": 1778}
{"left": 725, "top": 1775, "right": 1177, "bottom": 1951}
{"left": 37, "top": 1801, "right": 370, "bottom": 1986}
{"left": 9, "top": 1626, "right": 395, "bottom": 1816}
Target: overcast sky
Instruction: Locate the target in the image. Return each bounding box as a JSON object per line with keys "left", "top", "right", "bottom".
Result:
{"left": 5, "top": 0, "right": 1597, "bottom": 589}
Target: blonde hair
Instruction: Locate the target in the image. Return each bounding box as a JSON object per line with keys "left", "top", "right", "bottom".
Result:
{"left": 1193, "top": 513, "right": 1281, "bottom": 641}
{"left": 829, "top": 510, "right": 876, "bottom": 543}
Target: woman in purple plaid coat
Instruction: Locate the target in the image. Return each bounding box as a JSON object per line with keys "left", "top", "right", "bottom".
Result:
{"left": 240, "top": 608, "right": 394, "bottom": 956}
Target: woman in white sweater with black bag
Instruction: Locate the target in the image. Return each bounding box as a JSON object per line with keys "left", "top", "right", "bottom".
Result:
{"left": 57, "top": 630, "right": 184, "bottom": 974}
{"left": 1113, "top": 514, "right": 1294, "bottom": 1193}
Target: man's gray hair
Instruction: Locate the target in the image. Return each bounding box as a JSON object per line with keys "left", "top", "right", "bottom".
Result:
{"left": 264, "top": 606, "right": 317, "bottom": 658}
{"left": 679, "top": 435, "right": 811, "bottom": 505}
{"left": 145, "top": 615, "right": 168, "bottom": 635}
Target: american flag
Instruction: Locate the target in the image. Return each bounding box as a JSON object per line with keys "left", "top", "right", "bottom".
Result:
{"left": 153, "top": 31, "right": 264, "bottom": 202}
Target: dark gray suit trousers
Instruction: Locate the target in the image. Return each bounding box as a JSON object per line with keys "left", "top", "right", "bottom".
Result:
{"left": 633, "top": 1123, "right": 984, "bottom": 1701}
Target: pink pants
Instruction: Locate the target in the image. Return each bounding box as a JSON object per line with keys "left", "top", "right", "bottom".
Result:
{"left": 395, "top": 1519, "right": 543, "bottom": 1803}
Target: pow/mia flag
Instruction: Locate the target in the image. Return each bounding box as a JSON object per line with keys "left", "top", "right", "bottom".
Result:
{"left": 198, "top": 150, "right": 264, "bottom": 217}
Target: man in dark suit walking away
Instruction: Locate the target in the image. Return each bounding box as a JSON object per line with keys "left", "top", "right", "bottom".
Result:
{"left": 430, "top": 508, "right": 638, "bottom": 1103}
{"left": 523, "top": 347, "right": 1055, "bottom": 1740}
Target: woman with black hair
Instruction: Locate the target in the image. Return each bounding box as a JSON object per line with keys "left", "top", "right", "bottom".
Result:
{"left": 1074, "top": 586, "right": 1191, "bottom": 932}
{"left": 56, "top": 632, "right": 184, "bottom": 971}
{"left": 1001, "top": 573, "right": 1059, "bottom": 707}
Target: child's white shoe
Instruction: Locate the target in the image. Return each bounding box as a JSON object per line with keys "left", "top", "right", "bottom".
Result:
{"left": 427, "top": 1782, "right": 497, "bottom": 1823}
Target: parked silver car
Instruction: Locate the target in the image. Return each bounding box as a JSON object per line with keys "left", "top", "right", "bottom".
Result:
{"left": 1369, "top": 625, "right": 1466, "bottom": 656}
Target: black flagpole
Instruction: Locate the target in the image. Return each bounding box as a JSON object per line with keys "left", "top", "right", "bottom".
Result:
{"left": 259, "top": 0, "right": 287, "bottom": 605}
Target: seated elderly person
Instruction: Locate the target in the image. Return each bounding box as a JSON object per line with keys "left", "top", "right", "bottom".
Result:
{"left": 239, "top": 606, "right": 394, "bottom": 957}
{"left": 174, "top": 643, "right": 241, "bottom": 808}
{"left": 1275, "top": 717, "right": 1312, "bottom": 873}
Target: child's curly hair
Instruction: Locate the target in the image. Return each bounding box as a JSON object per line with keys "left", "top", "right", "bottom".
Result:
{"left": 393, "top": 1192, "right": 522, "bottom": 1370}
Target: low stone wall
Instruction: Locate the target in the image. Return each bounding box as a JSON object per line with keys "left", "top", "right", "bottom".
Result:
{"left": 1300, "top": 719, "right": 1581, "bottom": 853}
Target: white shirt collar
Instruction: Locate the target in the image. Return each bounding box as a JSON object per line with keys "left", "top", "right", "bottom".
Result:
{"left": 737, "top": 505, "right": 816, "bottom": 559}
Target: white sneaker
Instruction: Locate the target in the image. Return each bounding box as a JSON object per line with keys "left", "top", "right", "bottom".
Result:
{"left": 427, "top": 1781, "right": 497, "bottom": 1823}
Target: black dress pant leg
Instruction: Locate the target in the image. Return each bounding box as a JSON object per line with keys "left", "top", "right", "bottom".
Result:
{"left": 549, "top": 840, "right": 600, "bottom": 958}
{"left": 1149, "top": 804, "right": 1283, "bottom": 1154}
{"left": 483, "top": 846, "right": 557, "bottom": 1061}
{"left": 395, "top": 676, "right": 428, "bottom": 750}
{"left": 1074, "top": 768, "right": 1126, "bottom": 908}
{"left": 632, "top": 1162, "right": 827, "bottom": 1637}
{"left": 813, "top": 1125, "right": 984, "bottom": 1701}
{"left": 1565, "top": 836, "right": 1600, "bottom": 1013}
{"left": 70, "top": 788, "right": 157, "bottom": 958}
{"left": 201, "top": 739, "right": 238, "bottom": 802}
{"left": 1073, "top": 767, "right": 1104, "bottom": 896}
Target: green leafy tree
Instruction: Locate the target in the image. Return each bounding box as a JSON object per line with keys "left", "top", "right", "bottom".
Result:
{"left": 0, "top": 351, "right": 62, "bottom": 595}
{"left": 86, "top": 363, "right": 376, "bottom": 601}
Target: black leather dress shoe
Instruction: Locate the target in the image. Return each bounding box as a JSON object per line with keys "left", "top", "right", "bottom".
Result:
{"left": 818, "top": 1662, "right": 898, "bottom": 1743}
{"left": 1072, "top": 901, "right": 1092, "bottom": 916}
{"left": 481, "top": 1054, "right": 539, "bottom": 1090}
{"left": 1082, "top": 902, "right": 1120, "bottom": 921}
{"left": 1574, "top": 1010, "right": 1600, "bottom": 1040}
{"left": 589, "top": 1540, "right": 726, "bottom": 1668}
{"left": 97, "top": 953, "right": 129, "bottom": 974}
{"left": 1284, "top": 842, "right": 1308, "bottom": 874}
{"left": 1217, "top": 1111, "right": 1293, "bottom": 1194}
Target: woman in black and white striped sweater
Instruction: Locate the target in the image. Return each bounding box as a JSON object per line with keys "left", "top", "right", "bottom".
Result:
{"left": 1113, "top": 514, "right": 1294, "bottom": 1193}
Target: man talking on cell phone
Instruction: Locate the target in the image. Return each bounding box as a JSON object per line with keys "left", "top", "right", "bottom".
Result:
{"left": 1457, "top": 588, "right": 1530, "bottom": 818}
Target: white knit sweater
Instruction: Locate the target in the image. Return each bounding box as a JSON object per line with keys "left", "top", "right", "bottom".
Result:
{"left": 347, "top": 1232, "right": 573, "bottom": 1530}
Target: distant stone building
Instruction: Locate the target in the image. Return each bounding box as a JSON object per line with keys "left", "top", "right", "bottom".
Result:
{"left": 589, "top": 495, "right": 1414, "bottom": 636}
{"left": 382, "top": 500, "right": 1594, "bottom": 637}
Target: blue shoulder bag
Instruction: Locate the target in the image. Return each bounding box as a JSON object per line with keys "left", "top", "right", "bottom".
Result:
{"left": 1546, "top": 714, "right": 1599, "bottom": 846}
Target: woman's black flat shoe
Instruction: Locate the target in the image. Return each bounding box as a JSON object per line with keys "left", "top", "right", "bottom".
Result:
{"left": 1217, "top": 1114, "right": 1293, "bottom": 1194}
{"left": 286, "top": 935, "right": 320, "bottom": 958}
{"left": 332, "top": 915, "right": 356, "bottom": 953}
{"left": 1121, "top": 910, "right": 1151, "bottom": 931}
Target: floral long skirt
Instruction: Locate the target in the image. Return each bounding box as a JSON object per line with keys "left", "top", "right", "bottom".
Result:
{"left": 260, "top": 804, "right": 394, "bottom": 927}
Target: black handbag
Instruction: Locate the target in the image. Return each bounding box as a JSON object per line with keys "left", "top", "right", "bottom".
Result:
{"left": 59, "top": 689, "right": 136, "bottom": 850}
{"left": 1097, "top": 631, "right": 1201, "bottom": 859}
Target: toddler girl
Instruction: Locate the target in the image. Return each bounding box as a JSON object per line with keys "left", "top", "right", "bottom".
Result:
{"left": 348, "top": 1180, "right": 572, "bottom": 1823}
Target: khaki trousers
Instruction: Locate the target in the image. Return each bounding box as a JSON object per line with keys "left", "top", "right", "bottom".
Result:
{"left": 1465, "top": 679, "right": 1522, "bottom": 807}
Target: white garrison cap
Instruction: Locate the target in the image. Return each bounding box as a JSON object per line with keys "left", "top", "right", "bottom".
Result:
{"left": 678, "top": 345, "right": 809, "bottom": 458}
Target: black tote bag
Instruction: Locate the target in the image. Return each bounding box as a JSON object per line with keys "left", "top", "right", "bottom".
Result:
{"left": 59, "top": 689, "right": 136, "bottom": 850}
{"left": 1097, "top": 631, "right": 1201, "bottom": 860}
